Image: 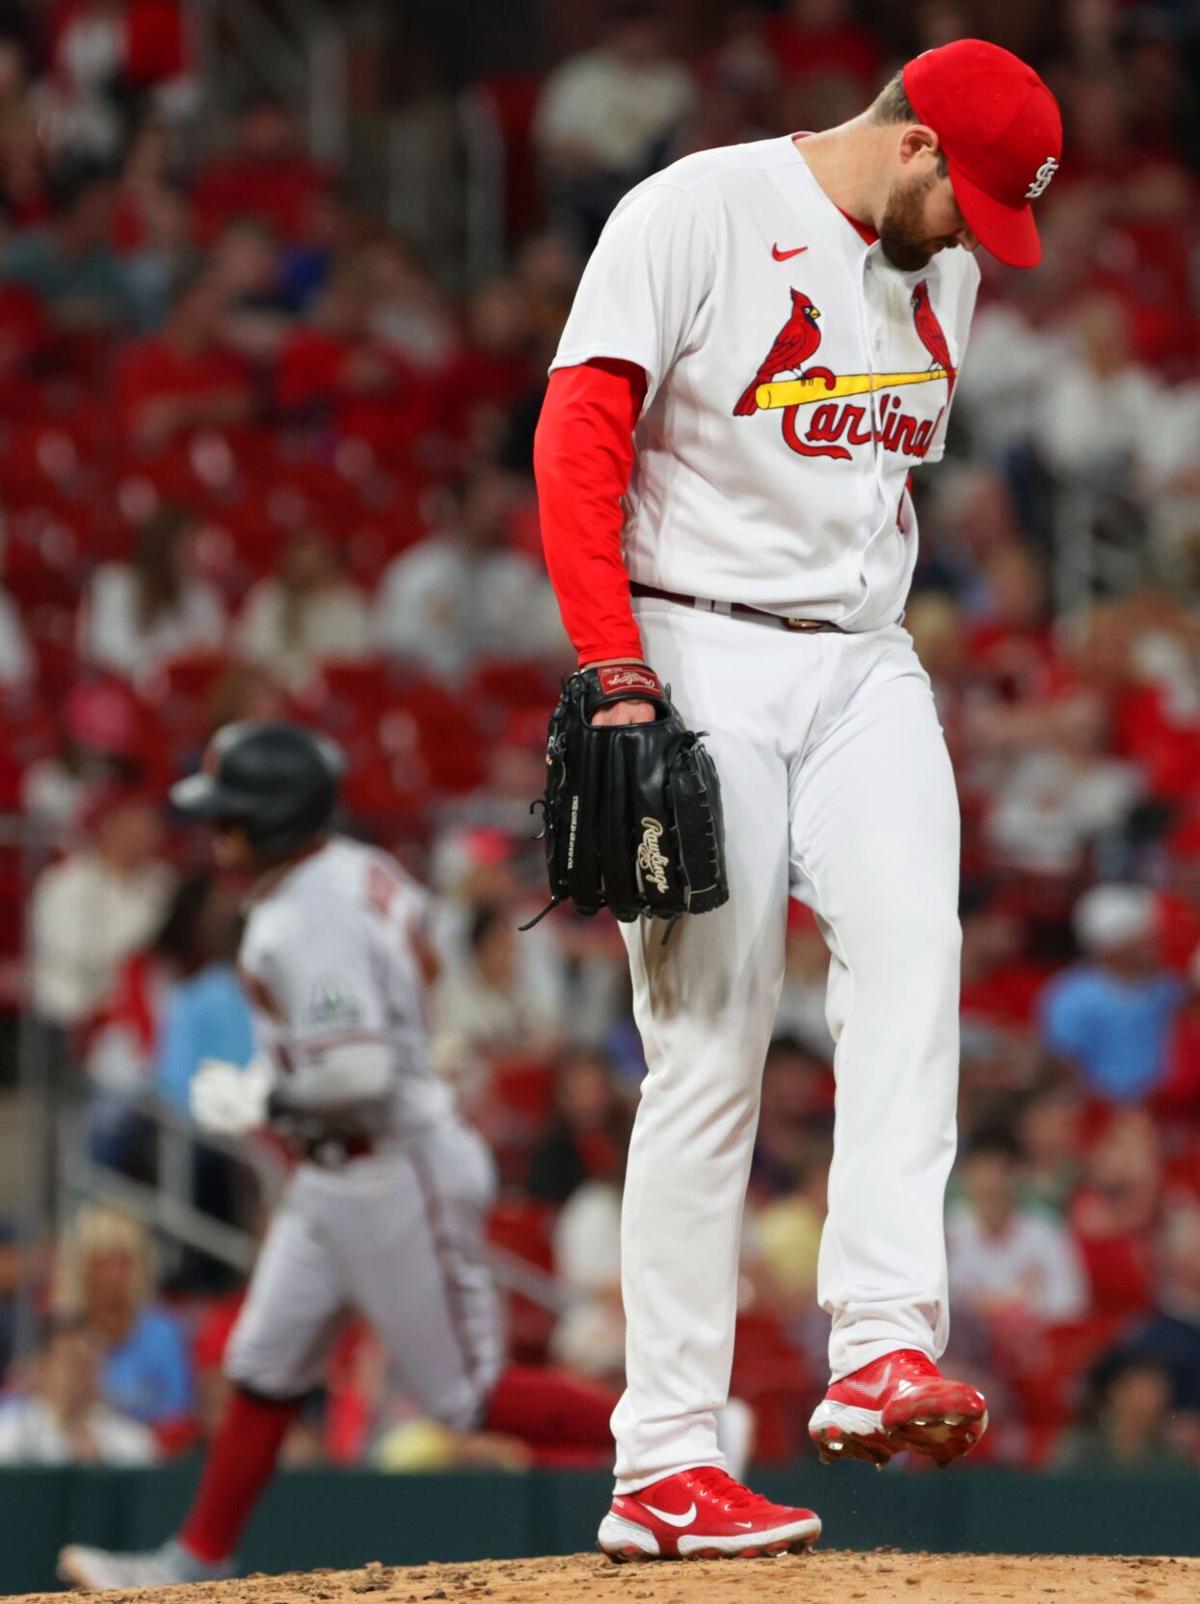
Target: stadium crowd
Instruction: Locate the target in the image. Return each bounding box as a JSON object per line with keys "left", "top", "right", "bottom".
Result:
{"left": 1, "top": 0, "right": 1200, "bottom": 1477}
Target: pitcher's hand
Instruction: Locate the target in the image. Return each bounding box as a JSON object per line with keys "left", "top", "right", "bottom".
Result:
{"left": 592, "top": 700, "right": 656, "bottom": 726}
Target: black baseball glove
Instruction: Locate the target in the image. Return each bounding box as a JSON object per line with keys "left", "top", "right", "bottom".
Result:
{"left": 523, "top": 663, "right": 728, "bottom": 927}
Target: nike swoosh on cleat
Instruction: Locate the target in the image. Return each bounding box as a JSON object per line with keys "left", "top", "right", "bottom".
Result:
{"left": 641, "top": 1502, "right": 698, "bottom": 1528}
{"left": 772, "top": 243, "right": 808, "bottom": 261}
{"left": 734, "top": 1522, "right": 755, "bottom": 1529}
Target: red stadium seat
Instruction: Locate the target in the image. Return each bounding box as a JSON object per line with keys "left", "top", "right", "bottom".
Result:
{"left": 470, "top": 659, "right": 560, "bottom": 716}
{"left": 730, "top": 1311, "right": 815, "bottom": 1464}
{"left": 487, "top": 1196, "right": 558, "bottom": 1364}
{"left": 149, "top": 650, "right": 231, "bottom": 711}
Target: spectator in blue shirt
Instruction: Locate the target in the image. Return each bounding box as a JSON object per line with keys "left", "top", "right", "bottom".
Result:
{"left": 1041, "top": 884, "right": 1184, "bottom": 1104}
{"left": 156, "top": 876, "right": 253, "bottom": 1115}
{"left": 3, "top": 162, "right": 139, "bottom": 331}
{"left": 54, "top": 1206, "right": 194, "bottom": 1433}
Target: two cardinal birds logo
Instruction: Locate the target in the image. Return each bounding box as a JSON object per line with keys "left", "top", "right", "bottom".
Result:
{"left": 733, "top": 280, "right": 956, "bottom": 460}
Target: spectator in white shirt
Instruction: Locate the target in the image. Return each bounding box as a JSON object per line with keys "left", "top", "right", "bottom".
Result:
{"left": 374, "top": 468, "right": 566, "bottom": 681}
{"left": 535, "top": 3, "right": 696, "bottom": 248}
{"left": 432, "top": 901, "right": 564, "bottom": 1066}
{"left": 81, "top": 505, "right": 226, "bottom": 684}
{"left": 984, "top": 690, "right": 1144, "bottom": 878}
{"left": 29, "top": 783, "right": 173, "bottom": 1028}
{"left": 1037, "top": 292, "right": 1161, "bottom": 488}
{"left": 948, "top": 1127, "right": 1088, "bottom": 1325}
{"left": 236, "top": 527, "right": 370, "bottom": 691}
{"left": 0, "top": 1320, "right": 157, "bottom": 1466}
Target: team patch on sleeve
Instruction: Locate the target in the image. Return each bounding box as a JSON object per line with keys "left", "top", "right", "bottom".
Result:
{"left": 308, "top": 974, "right": 364, "bottom": 1029}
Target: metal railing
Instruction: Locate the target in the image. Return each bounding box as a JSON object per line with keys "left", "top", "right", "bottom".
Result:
{"left": 51, "top": 1089, "right": 573, "bottom": 1313}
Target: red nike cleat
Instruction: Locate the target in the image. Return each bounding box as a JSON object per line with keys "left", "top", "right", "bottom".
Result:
{"left": 597, "top": 1465, "right": 821, "bottom": 1561}
{"left": 808, "top": 1349, "right": 988, "bottom": 1468}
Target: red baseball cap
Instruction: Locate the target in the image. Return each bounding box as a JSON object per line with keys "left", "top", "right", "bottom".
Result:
{"left": 902, "top": 39, "right": 1062, "bottom": 269}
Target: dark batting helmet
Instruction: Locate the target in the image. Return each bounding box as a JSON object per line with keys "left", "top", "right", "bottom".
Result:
{"left": 170, "top": 722, "right": 345, "bottom": 860}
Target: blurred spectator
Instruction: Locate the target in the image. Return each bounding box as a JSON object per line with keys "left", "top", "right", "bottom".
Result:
{"left": 750, "top": 1132, "right": 830, "bottom": 1310}
{"left": 528, "top": 1048, "right": 631, "bottom": 1205}
{"left": 276, "top": 254, "right": 424, "bottom": 442}
{"left": 1016, "top": 1083, "right": 1086, "bottom": 1217}
{"left": 432, "top": 902, "right": 563, "bottom": 1065}
{"left": 1055, "top": 1353, "right": 1192, "bottom": 1472}
{"left": 119, "top": 178, "right": 191, "bottom": 332}
{"left": 192, "top": 94, "right": 328, "bottom": 245}
{"left": 21, "top": 679, "right": 145, "bottom": 839}
{"left": 959, "top": 898, "right": 1049, "bottom": 1037}
{"left": 111, "top": 268, "right": 253, "bottom": 450}
{"left": 277, "top": 184, "right": 359, "bottom": 314}
{"left": 947, "top": 1128, "right": 1089, "bottom": 1325}
{"left": 29, "top": 783, "right": 171, "bottom": 1028}
{"left": 81, "top": 505, "right": 226, "bottom": 682}
{"left": 1041, "top": 885, "right": 1184, "bottom": 1103}
{"left": 984, "top": 690, "right": 1143, "bottom": 877}
{"left": 54, "top": 1205, "right": 194, "bottom": 1435}
{"left": 0, "top": 1319, "right": 157, "bottom": 1465}
{"left": 1038, "top": 293, "right": 1163, "bottom": 493}
{"left": 967, "top": 544, "right": 1053, "bottom": 694}
{"left": 112, "top": 118, "right": 194, "bottom": 331}
{"left": 205, "top": 217, "right": 289, "bottom": 360}
{"left": 373, "top": 469, "right": 565, "bottom": 679}
{"left": 81, "top": 871, "right": 238, "bottom": 1168}
{"left": 2, "top": 159, "right": 136, "bottom": 328}
{"left": 434, "top": 275, "right": 537, "bottom": 456}
{"left": 236, "top": 527, "right": 370, "bottom": 691}
{"left": 357, "top": 234, "right": 456, "bottom": 371}
{"left": 749, "top": 1036, "right": 833, "bottom": 1200}
{"left": 549, "top": 1173, "right": 624, "bottom": 1385}
{"left": 1070, "top": 1108, "right": 1162, "bottom": 1317}
{"left": 44, "top": 0, "right": 193, "bottom": 161}
{"left": 534, "top": 3, "right": 696, "bottom": 248}
{"left": 0, "top": 35, "right": 46, "bottom": 224}
{"left": 1121, "top": 1203, "right": 1200, "bottom": 1424}
{"left": 156, "top": 873, "right": 252, "bottom": 1113}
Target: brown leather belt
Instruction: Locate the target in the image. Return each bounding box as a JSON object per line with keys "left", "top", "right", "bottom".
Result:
{"left": 630, "top": 582, "right": 844, "bottom": 633}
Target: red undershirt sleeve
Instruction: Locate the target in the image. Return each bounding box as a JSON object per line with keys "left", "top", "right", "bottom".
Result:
{"left": 533, "top": 357, "right": 648, "bottom": 667}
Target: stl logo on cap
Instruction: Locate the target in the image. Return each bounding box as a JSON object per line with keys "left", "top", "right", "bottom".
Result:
{"left": 1025, "top": 157, "right": 1059, "bottom": 200}
{"left": 902, "top": 39, "right": 1063, "bottom": 269}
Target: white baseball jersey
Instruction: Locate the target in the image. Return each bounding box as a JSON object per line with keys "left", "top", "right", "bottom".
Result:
{"left": 224, "top": 835, "right": 502, "bottom": 1421}
{"left": 239, "top": 836, "right": 453, "bottom": 1137}
{"left": 550, "top": 134, "right": 980, "bottom": 631}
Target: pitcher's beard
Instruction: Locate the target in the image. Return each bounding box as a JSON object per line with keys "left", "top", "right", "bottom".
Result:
{"left": 878, "top": 171, "right": 947, "bottom": 272}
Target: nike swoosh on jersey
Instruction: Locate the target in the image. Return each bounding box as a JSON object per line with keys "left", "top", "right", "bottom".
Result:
{"left": 772, "top": 243, "right": 808, "bottom": 261}
{"left": 641, "top": 1501, "right": 698, "bottom": 1528}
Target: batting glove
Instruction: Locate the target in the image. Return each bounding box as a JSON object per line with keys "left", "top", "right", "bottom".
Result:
{"left": 190, "top": 1055, "right": 272, "bottom": 1137}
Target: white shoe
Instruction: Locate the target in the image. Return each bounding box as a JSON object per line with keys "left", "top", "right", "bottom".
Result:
{"left": 58, "top": 1539, "right": 235, "bottom": 1590}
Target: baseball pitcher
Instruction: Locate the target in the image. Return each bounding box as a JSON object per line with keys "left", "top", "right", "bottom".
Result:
{"left": 533, "top": 39, "right": 1062, "bottom": 1560}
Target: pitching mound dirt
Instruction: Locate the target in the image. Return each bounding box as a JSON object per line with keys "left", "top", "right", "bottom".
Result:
{"left": 10, "top": 1549, "right": 1200, "bottom": 1604}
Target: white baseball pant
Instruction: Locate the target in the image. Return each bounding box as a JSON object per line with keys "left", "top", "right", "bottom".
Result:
{"left": 225, "top": 1118, "right": 504, "bottom": 1430}
{"left": 612, "top": 599, "right": 960, "bottom": 1491}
